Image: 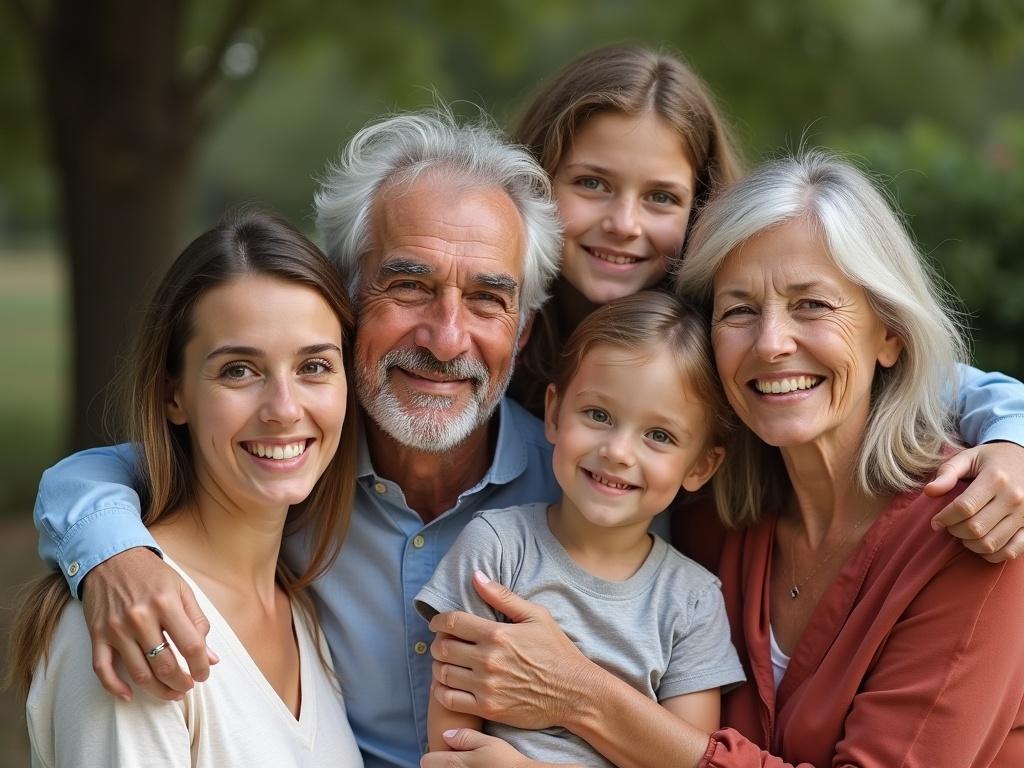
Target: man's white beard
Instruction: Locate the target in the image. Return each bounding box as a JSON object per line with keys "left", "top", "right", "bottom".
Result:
{"left": 355, "top": 347, "right": 511, "bottom": 453}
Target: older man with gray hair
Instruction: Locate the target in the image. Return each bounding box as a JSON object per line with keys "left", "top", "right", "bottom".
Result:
{"left": 33, "top": 109, "right": 564, "bottom": 768}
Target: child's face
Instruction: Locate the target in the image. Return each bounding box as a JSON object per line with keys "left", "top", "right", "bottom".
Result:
{"left": 544, "top": 344, "right": 724, "bottom": 532}
{"left": 553, "top": 111, "right": 696, "bottom": 305}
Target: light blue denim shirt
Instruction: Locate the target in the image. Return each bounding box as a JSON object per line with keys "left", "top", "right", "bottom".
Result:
{"left": 35, "top": 397, "right": 561, "bottom": 768}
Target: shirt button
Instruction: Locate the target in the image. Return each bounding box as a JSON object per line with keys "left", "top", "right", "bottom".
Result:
{"left": 67, "top": 562, "right": 80, "bottom": 577}
{"left": 373, "top": 482, "right": 386, "bottom": 494}
{"left": 412, "top": 534, "right": 426, "bottom": 549}
{"left": 414, "top": 641, "right": 428, "bottom": 655}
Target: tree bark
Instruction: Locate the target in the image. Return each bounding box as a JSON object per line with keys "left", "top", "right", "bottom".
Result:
{"left": 41, "top": 1, "right": 198, "bottom": 447}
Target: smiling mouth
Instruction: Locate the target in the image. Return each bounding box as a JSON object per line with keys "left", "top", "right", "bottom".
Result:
{"left": 242, "top": 439, "right": 311, "bottom": 460}
{"left": 585, "top": 247, "right": 645, "bottom": 266}
{"left": 752, "top": 376, "right": 823, "bottom": 395}
{"left": 584, "top": 468, "right": 639, "bottom": 491}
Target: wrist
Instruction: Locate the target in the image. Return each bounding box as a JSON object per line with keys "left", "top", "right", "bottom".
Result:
{"left": 555, "top": 657, "right": 613, "bottom": 733}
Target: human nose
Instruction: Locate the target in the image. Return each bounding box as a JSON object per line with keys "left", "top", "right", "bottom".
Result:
{"left": 413, "top": 290, "right": 472, "bottom": 362}
{"left": 260, "top": 375, "right": 303, "bottom": 425}
{"left": 599, "top": 429, "right": 636, "bottom": 466}
{"left": 753, "top": 307, "right": 797, "bottom": 361}
{"left": 602, "top": 196, "right": 642, "bottom": 239}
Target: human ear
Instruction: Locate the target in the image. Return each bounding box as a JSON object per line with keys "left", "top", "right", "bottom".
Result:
{"left": 681, "top": 445, "right": 726, "bottom": 492}
{"left": 877, "top": 328, "right": 904, "bottom": 369}
{"left": 165, "top": 379, "right": 188, "bottom": 425}
{"left": 543, "top": 383, "right": 560, "bottom": 445}
{"left": 516, "top": 312, "right": 536, "bottom": 352}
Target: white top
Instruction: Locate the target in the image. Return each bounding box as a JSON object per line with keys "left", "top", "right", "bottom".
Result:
{"left": 769, "top": 623, "right": 792, "bottom": 690}
{"left": 27, "top": 558, "right": 363, "bottom": 768}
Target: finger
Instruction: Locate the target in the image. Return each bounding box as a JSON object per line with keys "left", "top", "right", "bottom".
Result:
{"left": 960, "top": 516, "right": 1022, "bottom": 558}
{"left": 923, "top": 459, "right": 965, "bottom": 498}
{"left": 470, "top": 571, "right": 541, "bottom": 623}
{"left": 982, "top": 529, "right": 1024, "bottom": 564}
{"left": 91, "top": 641, "right": 132, "bottom": 701}
{"left": 118, "top": 602, "right": 196, "bottom": 695}
{"left": 442, "top": 728, "right": 496, "bottom": 751}
{"left": 930, "top": 484, "right": 991, "bottom": 530}
{"left": 433, "top": 679, "right": 482, "bottom": 717}
{"left": 160, "top": 586, "right": 213, "bottom": 682}
{"left": 429, "top": 609, "right": 504, "bottom": 642}
{"left": 430, "top": 632, "right": 482, "bottom": 669}
{"left": 943, "top": 496, "right": 1008, "bottom": 542}
{"left": 432, "top": 659, "right": 482, "bottom": 695}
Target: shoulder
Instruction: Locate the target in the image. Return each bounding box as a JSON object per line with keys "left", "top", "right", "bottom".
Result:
{"left": 657, "top": 537, "right": 723, "bottom": 593}
{"left": 473, "top": 503, "right": 547, "bottom": 540}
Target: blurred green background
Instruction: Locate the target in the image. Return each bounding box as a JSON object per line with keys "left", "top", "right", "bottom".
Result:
{"left": 1, "top": 0, "right": 1023, "bottom": 763}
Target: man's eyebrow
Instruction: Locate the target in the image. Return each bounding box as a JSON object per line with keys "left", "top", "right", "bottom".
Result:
{"left": 377, "top": 258, "right": 433, "bottom": 277}
{"left": 473, "top": 272, "right": 518, "bottom": 297}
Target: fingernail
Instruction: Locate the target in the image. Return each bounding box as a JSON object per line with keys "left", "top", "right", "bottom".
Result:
{"left": 208, "top": 647, "right": 220, "bottom": 664}
{"left": 120, "top": 693, "right": 132, "bottom": 703}
{"left": 474, "top": 570, "right": 491, "bottom": 584}
{"left": 443, "top": 729, "right": 458, "bottom": 738}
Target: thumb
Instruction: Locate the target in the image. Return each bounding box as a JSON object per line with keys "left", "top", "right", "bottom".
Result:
{"left": 441, "top": 727, "right": 492, "bottom": 751}
{"left": 471, "top": 570, "right": 539, "bottom": 623}
{"left": 924, "top": 450, "right": 974, "bottom": 499}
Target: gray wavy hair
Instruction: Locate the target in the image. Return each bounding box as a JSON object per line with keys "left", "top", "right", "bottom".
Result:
{"left": 676, "top": 150, "right": 968, "bottom": 526}
{"left": 314, "top": 107, "right": 562, "bottom": 327}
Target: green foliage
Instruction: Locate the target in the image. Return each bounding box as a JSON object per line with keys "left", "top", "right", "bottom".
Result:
{"left": 829, "top": 117, "right": 1024, "bottom": 378}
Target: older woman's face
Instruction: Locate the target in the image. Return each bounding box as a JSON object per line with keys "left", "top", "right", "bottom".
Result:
{"left": 711, "top": 219, "right": 902, "bottom": 452}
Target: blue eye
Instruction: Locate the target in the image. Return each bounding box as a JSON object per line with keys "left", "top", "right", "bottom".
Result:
{"left": 648, "top": 191, "right": 677, "bottom": 206}
{"left": 577, "top": 177, "right": 606, "bottom": 192}
{"left": 646, "top": 428, "right": 674, "bottom": 445}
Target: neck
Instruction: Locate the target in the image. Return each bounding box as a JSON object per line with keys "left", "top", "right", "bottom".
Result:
{"left": 151, "top": 481, "right": 286, "bottom": 604}
{"left": 546, "top": 501, "right": 653, "bottom": 581}
{"left": 365, "top": 415, "right": 497, "bottom": 523}
{"left": 778, "top": 426, "right": 883, "bottom": 546}
{"left": 554, "top": 277, "right": 600, "bottom": 337}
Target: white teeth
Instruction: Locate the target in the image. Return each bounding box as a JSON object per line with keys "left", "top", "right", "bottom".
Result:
{"left": 244, "top": 441, "right": 307, "bottom": 460}
{"left": 591, "top": 249, "right": 640, "bottom": 265}
{"left": 754, "top": 376, "right": 821, "bottom": 394}
{"left": 590, "top": 471, "right": 634, "bottom": 490}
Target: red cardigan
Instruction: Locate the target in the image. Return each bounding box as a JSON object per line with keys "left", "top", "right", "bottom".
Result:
{"left": 687, "top": 486, "right": 1024, "bottom": 768}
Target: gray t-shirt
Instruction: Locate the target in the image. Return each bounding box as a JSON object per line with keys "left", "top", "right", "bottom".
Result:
{"left": 414, "top": 502, "right": 745, "bottom": 767}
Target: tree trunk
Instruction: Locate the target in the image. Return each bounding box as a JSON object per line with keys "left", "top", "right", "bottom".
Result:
{"left": 42, "top": 1, "right": 198, "bottom": 448}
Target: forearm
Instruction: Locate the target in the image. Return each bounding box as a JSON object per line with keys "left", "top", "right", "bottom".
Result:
{"left": 563, "top": 662, "right": 711, "bottom": 768}
{"left": 956, "top": 363, "right": 1024, "bottom": 447}
{"left": 34, "top": 443, "right": 153, "bottom": 596}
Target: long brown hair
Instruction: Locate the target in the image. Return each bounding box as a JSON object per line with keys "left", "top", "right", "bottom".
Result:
{"left": 511, "top": 45, "right": 744, "bottom": 415}
{"left": 8, "top": 210, "right": 359, "bottom": 694}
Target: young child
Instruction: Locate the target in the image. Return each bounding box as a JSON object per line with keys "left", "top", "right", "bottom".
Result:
{"left": 416, "top": 292, "right": 745, "bottom": 767}
{"left": 510, "top": 45, "right": 742, "bottom": 416}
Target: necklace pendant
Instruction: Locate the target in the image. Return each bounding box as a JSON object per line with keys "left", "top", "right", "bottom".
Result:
{"left": 789, "top": 586, "right": 800, "bottom": 599}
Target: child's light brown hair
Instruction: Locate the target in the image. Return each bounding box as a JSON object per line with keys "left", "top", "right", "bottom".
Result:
{"left": 550, "top": 291, "right": 733, "bottom": 450}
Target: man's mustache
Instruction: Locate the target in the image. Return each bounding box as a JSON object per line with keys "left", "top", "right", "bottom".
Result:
{"left": 379, "top": 347, "right": 489, "bottom": 388}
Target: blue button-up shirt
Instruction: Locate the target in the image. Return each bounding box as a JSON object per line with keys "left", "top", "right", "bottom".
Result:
{"left": 35, "top": 397, "right": 560, "bottom": 768}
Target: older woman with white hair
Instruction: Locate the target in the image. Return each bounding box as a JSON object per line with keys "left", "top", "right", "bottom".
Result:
{"left": 422, "top": 152, "right": 1024, "bottom": 768}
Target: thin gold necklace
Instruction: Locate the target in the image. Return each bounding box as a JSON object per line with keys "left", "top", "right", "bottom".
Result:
{"left": 786, "top": 508, "right": 875, "bottom": 599}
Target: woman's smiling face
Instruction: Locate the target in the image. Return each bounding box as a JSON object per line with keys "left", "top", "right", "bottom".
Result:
{"left": 710, "top": 219, "right": 902, "bottom": 453}
{"left": 166, "top": 274, "right": 348, "bottom": 514}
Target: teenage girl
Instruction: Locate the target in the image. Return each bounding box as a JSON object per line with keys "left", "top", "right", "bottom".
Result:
{"left": 510, "top": 45, "right": 741, "bottom": 415}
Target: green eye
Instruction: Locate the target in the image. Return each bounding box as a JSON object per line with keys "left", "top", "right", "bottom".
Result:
{"left": 647, "top": 429, "right": 673, "bottom": 444}
{"left": 585, "top": 408, "right": 610, "bottom": 424}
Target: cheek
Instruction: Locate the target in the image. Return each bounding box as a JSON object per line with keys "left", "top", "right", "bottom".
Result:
{"left": 650, "top": 216, "right": 688, "bottom": 259}
{"left": 555, "top": 196, "right": 597, "bottom": 242}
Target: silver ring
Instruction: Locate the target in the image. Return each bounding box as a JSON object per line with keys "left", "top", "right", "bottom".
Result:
{"left": 145, "top": 641, "right": 169, "bottom": 659}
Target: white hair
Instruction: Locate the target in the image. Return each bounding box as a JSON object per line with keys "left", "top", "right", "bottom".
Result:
{"left": 675, "top": 149, "right": 969, "bottom": 526}
{"left": 314, "top": 107, "right": 562, "bottom": 326}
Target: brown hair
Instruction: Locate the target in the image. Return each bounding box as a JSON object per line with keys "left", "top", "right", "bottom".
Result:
{"left": 8, "top": 210, "right": 359, "bottom": 694}
{"left": 510, "top": 46, "right": 743, "bottom": 415}
{"left": 551, "top": 291, "right": 733, "bottom": 449}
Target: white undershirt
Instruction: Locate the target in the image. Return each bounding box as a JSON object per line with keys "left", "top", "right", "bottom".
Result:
{"left": 769, "top": 624, "right": 792, "bottom": 690}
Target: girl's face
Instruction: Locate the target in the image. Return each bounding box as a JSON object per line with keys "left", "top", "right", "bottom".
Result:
{"left": 544, "top": 343, "right": 723, "bottom": 534}
{"left": 553, "top": 111, "right": 696, "bottom": 304}
{"left": 167, "top": 274, "right": 348, "bottom": 515}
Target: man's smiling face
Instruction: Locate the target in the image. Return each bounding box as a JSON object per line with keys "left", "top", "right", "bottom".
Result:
{"left": 353, "top": 173, "right": 526, "bottom": 452}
